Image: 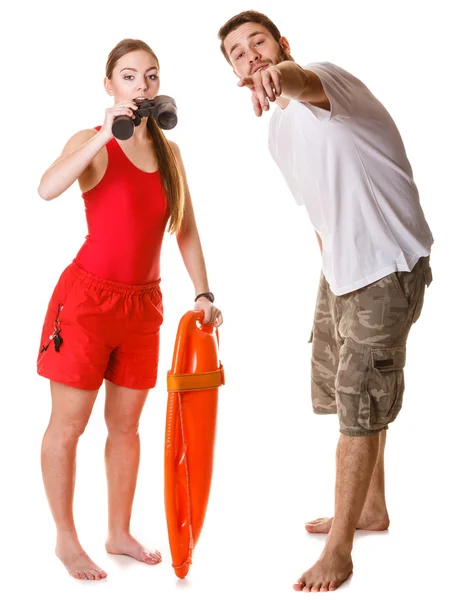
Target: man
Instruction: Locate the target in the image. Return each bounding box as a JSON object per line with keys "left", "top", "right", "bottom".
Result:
{"left": 218, "top": 10, "right": 433, "bottom": 593}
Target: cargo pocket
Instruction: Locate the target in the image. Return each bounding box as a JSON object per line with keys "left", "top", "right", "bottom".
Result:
{"left": 412, "top": 286, "right": 425, "bottom": 324}
{"left": 412, "top": 265, "right": 433, "bottom": 324}
{"left": 390, "top": 273, "right": 410, "bottom": 307}
{"left": 359, "top": 346, "right": 406, "bottom": 430}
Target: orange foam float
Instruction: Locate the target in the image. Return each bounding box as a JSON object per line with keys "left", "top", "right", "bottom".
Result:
{"left": 164, "top": 310, "right": 225, "bottom": 578}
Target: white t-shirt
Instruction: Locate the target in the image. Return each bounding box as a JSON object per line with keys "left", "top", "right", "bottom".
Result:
{"left": 268, "top": 62, "right": 433, "bottom": 295}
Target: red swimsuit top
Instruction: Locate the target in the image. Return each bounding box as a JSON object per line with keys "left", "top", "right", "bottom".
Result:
{"left": 75, "top": 127, "right": 169, "bottom": 284}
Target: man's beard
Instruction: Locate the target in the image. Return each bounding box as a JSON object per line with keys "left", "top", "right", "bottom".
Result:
{"left": 275, "top": 46, "right": 291, "bottom": 64}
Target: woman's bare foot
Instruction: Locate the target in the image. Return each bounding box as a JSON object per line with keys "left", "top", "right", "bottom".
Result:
{"left": 105, "top": 533, "right": 162, "bottom": 565}
{"left": 56, "top": 539, "right": 107, "bottom": 580}
{"left": 293, "top": 548, "right": 353, "bottom": 592}
{"left": 305, "top": 508, "right": 389, "bottom": 534}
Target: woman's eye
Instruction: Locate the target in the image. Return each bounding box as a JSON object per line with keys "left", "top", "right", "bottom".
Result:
{"left": 124, "top": 75, "right": 133, "bottom": 80}
{"left": 148, "top": 74, "right": 158, "bottom": 80}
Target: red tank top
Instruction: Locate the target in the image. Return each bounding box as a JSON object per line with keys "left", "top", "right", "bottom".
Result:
{"left": 75, "top": 127, "right": 169, "bottom": 284}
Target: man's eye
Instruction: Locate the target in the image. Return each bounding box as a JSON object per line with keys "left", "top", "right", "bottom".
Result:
{"left": 237, "top": 52, "right": 244, "bottom": 60}
{"left": 255, "top": 40, "right": 264, "bottom": 46}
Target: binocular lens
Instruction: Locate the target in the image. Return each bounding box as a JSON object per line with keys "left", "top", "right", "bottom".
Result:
{"left": 112, "top": 117, "right": 135, "bottom": 141}
{"left": 157, "top": 111, "right": 178, "bottom": 130}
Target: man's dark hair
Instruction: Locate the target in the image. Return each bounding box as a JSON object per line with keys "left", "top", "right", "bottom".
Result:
{"left": 218, "top": 10, "right": 282, "bottom": 64}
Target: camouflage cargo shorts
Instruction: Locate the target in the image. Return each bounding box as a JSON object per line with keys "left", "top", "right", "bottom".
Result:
{"left": 310, "top": 256, "right": 433, "bottom": 436}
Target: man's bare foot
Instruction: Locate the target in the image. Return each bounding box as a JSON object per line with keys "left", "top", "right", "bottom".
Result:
{"left": 293, "top": 548, "right": 353, "bottom": 592}
{"left": 56, "top": 540, "right": 107, "bottom": 580}
{"left": 105, "top": 533, "right": 162, "bottom": 565}
{"left": 305, "top": 509, "right": 389, "bottom": 534}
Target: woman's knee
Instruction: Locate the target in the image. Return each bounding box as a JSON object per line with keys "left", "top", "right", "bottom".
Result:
{"left": 46, "top": 416, "right": 89, "bottom": 441}
{"left": 47, "top": 382, "right": 98, "bottom": 441}
{"left": 105, "top": 416, "right": 140, "bottom": 438}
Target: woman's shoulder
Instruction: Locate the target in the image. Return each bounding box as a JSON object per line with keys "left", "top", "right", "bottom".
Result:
{"left": 61, "top": 128, "right": 100, "bottom": 154}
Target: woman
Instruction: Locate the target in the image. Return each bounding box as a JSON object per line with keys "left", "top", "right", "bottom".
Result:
{"left": 37, "top": 38, "right": 223, "bottom": 581}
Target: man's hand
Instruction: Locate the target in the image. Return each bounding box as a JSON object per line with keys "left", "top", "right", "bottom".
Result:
{"left": 237, "top": 65, "right": 282, "bottom": 117}
{"left": 237, "top": 62, "right": 329, "bottom": 116}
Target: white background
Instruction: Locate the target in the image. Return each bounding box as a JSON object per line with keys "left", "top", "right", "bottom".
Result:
{"left": 1, "top": 0, "right": 449, "bottom": 598}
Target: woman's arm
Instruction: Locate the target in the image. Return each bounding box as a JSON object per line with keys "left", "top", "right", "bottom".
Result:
{"left": 170, "top": 141, "right": 223, "bottom": 327}
{"left": 38, "top": 100, "right": 138, "bottom": 200}
{"left": 38, "top": 129, "right": 108, "bottom": 200}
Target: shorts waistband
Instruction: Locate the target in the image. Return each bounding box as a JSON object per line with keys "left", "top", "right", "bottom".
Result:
{"left": 70, "top": 261, "right": 161, "bottom": 295}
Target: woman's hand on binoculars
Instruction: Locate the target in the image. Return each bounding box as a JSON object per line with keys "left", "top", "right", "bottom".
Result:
{"left": 194, "top": 298, "right": 223, "bottom": 328}
{"left": 100, "top": 101, "right": 139, "bottom": 139}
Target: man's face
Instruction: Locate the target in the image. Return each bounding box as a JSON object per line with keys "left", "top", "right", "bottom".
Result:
{"left": 223, "top": 22, "right": 290, "bottom": 79}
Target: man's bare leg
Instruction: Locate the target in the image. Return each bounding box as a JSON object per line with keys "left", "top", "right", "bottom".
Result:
{"left": 305, "top": 429, "right": 389, "bottom": 533}
{"left": 294, "top": 432, "right": 380, "bottom": 592}
{"left": 104, "top": 381, "right": 161, "bottom": 565}
{"left": 41, "top": 381, "right": 107, "bottom": 580}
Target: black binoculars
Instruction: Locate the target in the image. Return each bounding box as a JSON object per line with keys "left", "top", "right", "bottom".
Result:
{"left": 112, "top": 95, "right": 178, "bottom": 140}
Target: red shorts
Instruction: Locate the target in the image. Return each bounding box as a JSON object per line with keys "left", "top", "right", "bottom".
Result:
{"left": 37, "top": 261, "right": 164, "bottom": 390}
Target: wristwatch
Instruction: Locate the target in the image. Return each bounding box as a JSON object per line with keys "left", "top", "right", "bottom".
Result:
{"left": 195, "top": 292, "right": 215, "bottom": 303}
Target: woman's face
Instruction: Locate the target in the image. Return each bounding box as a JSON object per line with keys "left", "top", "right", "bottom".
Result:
{"left": 105, "top": 49, "right": 160, "bottom": 102}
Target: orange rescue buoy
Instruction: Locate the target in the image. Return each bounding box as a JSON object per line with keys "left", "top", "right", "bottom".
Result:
{"left": 164, "top": 310, "right": 224, "bottom": 578}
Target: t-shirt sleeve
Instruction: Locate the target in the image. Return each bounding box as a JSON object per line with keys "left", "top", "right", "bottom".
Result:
{"left": 302, "top": 62, "right": 356, "bottom": 122}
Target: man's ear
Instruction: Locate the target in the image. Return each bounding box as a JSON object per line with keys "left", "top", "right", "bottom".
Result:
{"left": 280, "top": 36, "right": 291, "bottom": 57}
{"left": 104, "top": 77, "right": 113, "bottom": 96}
